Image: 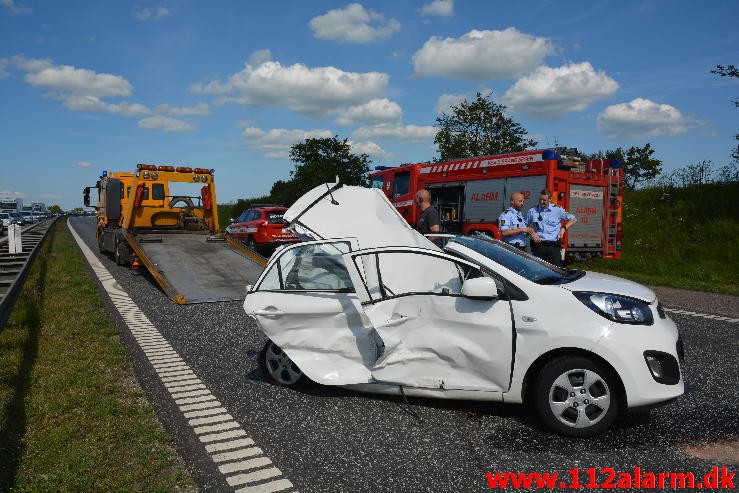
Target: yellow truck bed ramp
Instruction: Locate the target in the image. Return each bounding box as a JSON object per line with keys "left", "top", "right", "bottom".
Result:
{"left": 127, "top": 232, "right": 264, "bottom": 304}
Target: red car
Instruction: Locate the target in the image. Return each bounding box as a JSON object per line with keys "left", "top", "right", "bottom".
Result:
{"left": 226, "top": 205, "right": 299, "bottom": 251}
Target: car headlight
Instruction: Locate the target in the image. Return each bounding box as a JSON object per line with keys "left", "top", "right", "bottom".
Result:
{"left": 573, "top": 292, "right": 654, "bottom": 325}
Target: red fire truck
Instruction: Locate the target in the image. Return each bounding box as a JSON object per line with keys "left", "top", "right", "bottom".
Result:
{"left": 368, "top": 148, "right": 623, "bottom": 261}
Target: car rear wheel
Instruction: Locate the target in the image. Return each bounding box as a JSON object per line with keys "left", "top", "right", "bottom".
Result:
{"left": 534, "top": 356, "right": 619, "bottom": 437}
{"left": 246, "top": 235, "right": 258, "bottom": 251}
{"left": 259, "top": 340, "right": 310, "bottom": 388}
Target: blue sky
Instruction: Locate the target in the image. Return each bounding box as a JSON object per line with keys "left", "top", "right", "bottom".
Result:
{"left": 1, "top": 0, "right": 737, "bottom": 210}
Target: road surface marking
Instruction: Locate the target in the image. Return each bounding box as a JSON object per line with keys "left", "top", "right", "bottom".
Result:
{"left": 665, "top": 308, "right": 739, "bottom": 324}
{"left": 69, "top": 220, "right": 296, "bottom": 493}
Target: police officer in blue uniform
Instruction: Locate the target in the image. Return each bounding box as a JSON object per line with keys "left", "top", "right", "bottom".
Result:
{"left": 526, "top": 189, "right": 577, "bottom": 267}
{"left": 498, "top": 192, "right": 539, "bottom": 250}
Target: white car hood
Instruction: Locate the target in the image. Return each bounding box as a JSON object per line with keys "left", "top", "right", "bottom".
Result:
{"left": 283, "top": 182, "right": 438, "bottom": 250}
{"left": 562, "top": 271, "right": 656, "bottom": 303}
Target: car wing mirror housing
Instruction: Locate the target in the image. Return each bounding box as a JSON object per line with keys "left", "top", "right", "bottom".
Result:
{"left": 245, "top": 284, "right": 254, "bottom": 296}
{"left": 461, "top": 277, "right": 499, "bottom": 301}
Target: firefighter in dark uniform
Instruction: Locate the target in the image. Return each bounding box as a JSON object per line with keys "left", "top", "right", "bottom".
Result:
{"left": 526, "top": 189, "right": 577, "bottom": 267}
{"left": 498, "top": 192, "right": 539, "bottom": 250}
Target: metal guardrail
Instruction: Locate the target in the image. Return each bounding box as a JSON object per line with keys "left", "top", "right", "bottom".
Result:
{"left": 0, "top": 218, "right": 58, "bottom": 331}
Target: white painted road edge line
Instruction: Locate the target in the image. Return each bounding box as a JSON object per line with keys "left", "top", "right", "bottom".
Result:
{"left": 664, "top": 307, "right": 739, "bottom": 324}
{"left": 67, "top": 220, "right": 296, "bottom": 493}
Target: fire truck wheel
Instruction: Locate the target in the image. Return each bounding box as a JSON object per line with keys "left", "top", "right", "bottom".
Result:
{"left": 97, "top": 231, "right": 105, "bottom": 253}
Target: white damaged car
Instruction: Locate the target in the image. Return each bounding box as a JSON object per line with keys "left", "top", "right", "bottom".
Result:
{"left": 243, "top": 183, "right": 684, "bottom": 437}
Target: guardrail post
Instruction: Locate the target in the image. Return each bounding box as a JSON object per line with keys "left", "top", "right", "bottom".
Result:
{"left": 8, "top": 224, "right": 22, "bottom": 253}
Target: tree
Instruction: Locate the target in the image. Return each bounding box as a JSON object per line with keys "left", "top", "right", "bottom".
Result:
{"left": 283, "top": 136, "right": 371, "bottom": 204}
{"left": 589, "top": 143, "right": 662, "bottom": 189}
{"left": 48, "top": 204, "right": 62, "bottom": 213}
{"left": 434, "top": 92, "right": 536, "bottom": 161}
{"left": 711, "top": 64, "right": 738, "bottom": 164}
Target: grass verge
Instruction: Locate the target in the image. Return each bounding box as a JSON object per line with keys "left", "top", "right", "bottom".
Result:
{"left": 571, "top": 182, "right": 739, "bottom": 296}
{"left": 0, "top": 221, "right": 195, "bottom": 492}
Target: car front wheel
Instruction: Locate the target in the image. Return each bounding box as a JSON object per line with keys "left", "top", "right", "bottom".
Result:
{"left": 259, "top": 340, "right": 310, "bottom": 388}
{"left": 534, "top": 356, "right": 619, "bottom": 437}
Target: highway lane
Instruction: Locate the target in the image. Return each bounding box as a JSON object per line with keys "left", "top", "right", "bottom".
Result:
{"left": 69, "top": 216, "right": 738, "bottom": 492}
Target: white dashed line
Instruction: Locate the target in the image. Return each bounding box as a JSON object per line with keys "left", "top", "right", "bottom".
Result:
{"left": 68, "top": 220, "right": 296, "bottom": 492}
{"left": 664, "top": 308, "right": 739, "bottom": 324}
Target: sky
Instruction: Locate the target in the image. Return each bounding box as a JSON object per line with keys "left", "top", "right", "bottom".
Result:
{"left": 1, "top": 0, "right": 737, "bottom": 211}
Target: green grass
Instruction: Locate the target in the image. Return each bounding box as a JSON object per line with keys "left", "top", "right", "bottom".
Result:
{"left": 0, "top": 221, "right": 195, "bottom": 492}
{"left": 572, "top": 182, "right": 739, "bottom": 296}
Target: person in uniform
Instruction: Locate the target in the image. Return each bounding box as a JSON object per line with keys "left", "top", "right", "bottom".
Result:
{"left": 526, "top": 189, "right": 577, "bottom": 267}
{"left": 415, "top": 189, "right": 440, "bottom": 235}
{"left": 498, "top": 192, "right": 539, "bottom": 250}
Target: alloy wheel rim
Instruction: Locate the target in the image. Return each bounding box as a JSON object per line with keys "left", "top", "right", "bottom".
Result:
{"left": 548, "top": 368, "right": 611, "bottom": 428}
{"left": 265, "top": 343, "right": 302, "bottom": 385}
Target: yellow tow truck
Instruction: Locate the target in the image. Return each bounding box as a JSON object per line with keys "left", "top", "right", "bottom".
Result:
{"left": 83, "top": 164, "right": 265, "bottom": 304}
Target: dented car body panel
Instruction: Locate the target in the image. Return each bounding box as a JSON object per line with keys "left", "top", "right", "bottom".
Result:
{"left": 244, "top": 183, "right": 683, "bottom": 434}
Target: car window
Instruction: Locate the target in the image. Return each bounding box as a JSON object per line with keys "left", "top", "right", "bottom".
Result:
{"left": 151, "top": 183, "right": 165, "bottom": 200}
{"left": 446, "top": 236, "right": 581, "bottom": 285}
{"left": 248, "top": 210, "right": 260, "bottom": 221}
{"left": 392, "top": 172, "right": 410, "bottom": 197}
{"left": 257, "top": 241, "right": 354, "bottom": 292}
{"left": 351, "top": 250, "right": 475, "bottom": 302}
{"left": 370, "top": 175, "right": 384, "bottom": 189}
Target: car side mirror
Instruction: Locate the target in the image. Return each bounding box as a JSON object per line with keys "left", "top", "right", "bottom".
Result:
{"left": 245, "top": 284, "right": 253, "bottom": 295}
{"left": 461, "top": 277, "right": 498, "bottom": 301}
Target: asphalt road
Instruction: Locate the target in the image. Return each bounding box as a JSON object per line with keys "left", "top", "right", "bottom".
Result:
{"left": 69, "top": 217, "right": 738, "bottom": 492}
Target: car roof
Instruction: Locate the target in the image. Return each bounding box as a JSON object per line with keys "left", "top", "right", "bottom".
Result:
{"left": 250, "top": 206, "right": 287, "bottom": 211}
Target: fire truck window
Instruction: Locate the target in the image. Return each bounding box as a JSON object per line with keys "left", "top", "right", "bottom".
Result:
{"left": 370, "top": 176, "right": 384, "bottom": 190}
{"left": 151, "top": 183, "right": 165, "bottom": 200}
{"left": 126, "top": 187, "right": 131, "bottom": 197}
{"left": 393, "top": 172, "right": 410, "bottom": 197}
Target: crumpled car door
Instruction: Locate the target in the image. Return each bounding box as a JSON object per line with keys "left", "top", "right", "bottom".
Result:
{"left": 343, "top": 247, "right": 514, "bottom": 392}
{"left": 244, "top": 239, "right": 377, "bottom": 385}
{"left": 283, "top": 182, "right": 437, "bottom": 250}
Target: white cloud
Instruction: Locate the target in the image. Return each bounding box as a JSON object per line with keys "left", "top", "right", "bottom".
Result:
{"left": 0, "top": 58, "right": 9, "bottom": 79}
{"left": 421, "top": 0, "right": 454, "bottom": 17}
{"left": 242, "top": 127, "right": 334, "bottom": 156}
{"left": 1, "top": 0, "right": 31, "bottom": 14}
{"left": 336, "top": 98, "right": 402, "bottom": 125}
{"left": 156, "top": 102, "right": 211, "bottom": 116}
{"left": 75, "top": 162, "right": 93, "bottom": 168}
{"left": 412, "top": 28, "right": 554, "bottom": 80}
{"left": 503, "top": 62, "right": 619, "bottom": 120}
{"left": 309, "top": 3, "right": 400, "bottom": 43}
{"left": 352, "top": 123, "right": 437, "bottom": 142}
{"left": 597, "top": 98, "right": 687, "bottom": 139}
{"left": 60, "top": 95, "right": 152, "bottom": 117}
{"left": 435, "top": 93, "right": 469, "bottom": 114}
{"left": 138, "top": 116, "right": 194, "bottom": 132}
{"left": 13, "top": 56, "right": 132, "bottom": 97}
{"left": 132, "top": 5, "right": 170, "bottom": 21}
{"left": 190, "top": 51, "right": 389, "bottom": 118}
{"left": 0, "top": 189, "right": 24, "bottom": 198}
{"left": 349, "top": 140, "right": 392, "bottom": 159}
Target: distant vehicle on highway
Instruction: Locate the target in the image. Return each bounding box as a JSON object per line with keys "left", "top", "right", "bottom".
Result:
{"left": 9, "top": 211, "right": 25, "bottom": 225}
{"left": 226, "top": 205, "right": 299, "bottom": 251}
{"left": 0, "top": 212, "right": 10, "bottom": 229}
{"left": 21, "top": 211, "right": 38, "bottom": 223}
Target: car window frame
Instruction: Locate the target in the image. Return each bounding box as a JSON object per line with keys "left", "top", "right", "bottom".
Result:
{"left": 254, "top": 239, "right": 358, "bottom": 293}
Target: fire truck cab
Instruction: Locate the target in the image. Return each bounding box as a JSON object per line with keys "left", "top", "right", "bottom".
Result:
{"left": 368, "top": 148, "right": 623, "bottom": 261}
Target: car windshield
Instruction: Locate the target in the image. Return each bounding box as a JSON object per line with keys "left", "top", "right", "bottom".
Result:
{"left": 446, "top": 236, "right": 584, "bottom": 284}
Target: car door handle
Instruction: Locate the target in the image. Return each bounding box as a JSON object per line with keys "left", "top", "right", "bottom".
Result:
{"left": 254, "top": 309, "right": 285, "bottom": 316}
